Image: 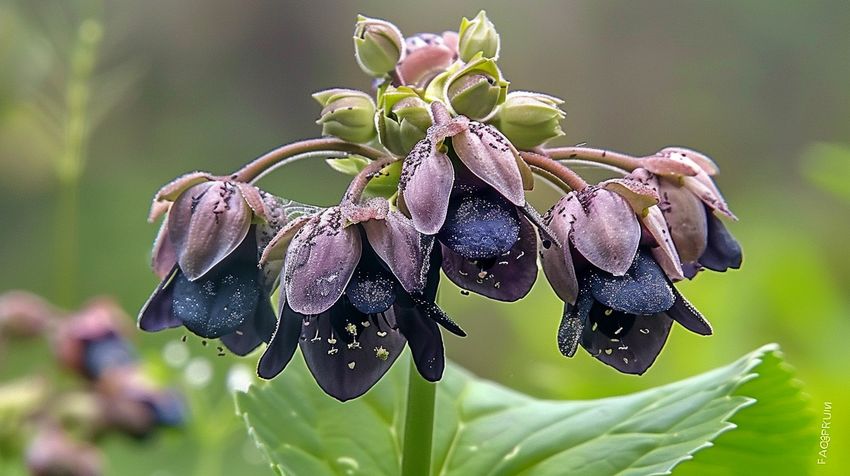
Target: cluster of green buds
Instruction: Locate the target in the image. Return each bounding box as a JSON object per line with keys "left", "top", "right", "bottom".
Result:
{"left": 313, "top": 10, "right": 565, "bottom": 157}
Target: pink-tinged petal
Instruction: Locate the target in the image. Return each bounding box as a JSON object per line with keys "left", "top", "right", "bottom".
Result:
{"left": 168, "top": 181, "right": 252, "bottom": 281}
{"left": 342, "top": 197, "right": 389, "bottom": 224}
{"left": 258, "top": 214, "right": 314, "bottom": 290}
{"left": 362, "top": 211, "right": 434, "bottom": 294}
{"left": 682, "top": 171, "right": 736, "bottom": 219}
{"left": 600, "top": 177, "right": 659, "bottom": 214}
{"left": 236, "top": 183, "right": 267, "bottom": 222}
{"left": 541, "top": 239, "right": 579, "bottom": 304}
{"left": 284, "top": 208, "right": 362, "bottom": 315}
{"left": 658, "top": 180, "right": 708, "bottom": 264}
{"left": 149, "top": 172, "right": 215, "bottom": 223}
{"left": 571, "top": 188, "right": 640, "bottom": 276}
{"left": 659, "top": 146, "right": 719, "bottom": 175}
{"left": 395, "top": 34, "right": 456, "bottom": 87}
{"left": 399, "top": 137, "right": 455, "bottom": 235}
{"left": 441, "top": 213, "right": 538, "bottom": 301}
{"left": 641, "top": 153, "right": 700, "bottom": 177}
{"left": 640, "top": 206, "right": 685, "bottom": 281}
{"left": 151, "top": 218, "right": 177, "bottom": 280}
{"left": 452, "top": 122, "right": 525, "bottom": 206}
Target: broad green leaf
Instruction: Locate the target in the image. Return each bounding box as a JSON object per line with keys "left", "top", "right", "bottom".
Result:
{"left": 236, "top": 344, "right": 812, "bottom": 476}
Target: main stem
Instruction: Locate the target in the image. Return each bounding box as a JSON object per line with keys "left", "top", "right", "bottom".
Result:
{"left": 402, "top": 360, "right": 436, "bottom": 476}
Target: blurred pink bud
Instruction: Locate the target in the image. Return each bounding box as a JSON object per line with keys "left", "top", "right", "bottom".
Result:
{"left": 54, "top": 298, "right": 135, "bottom": 380}
{"left": 26, "top": 426, "right": 102, "bottom": 476}
{"left": 0, "top": 290, "right": 57, "bottom": 337}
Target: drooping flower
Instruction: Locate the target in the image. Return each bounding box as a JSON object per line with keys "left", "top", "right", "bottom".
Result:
{"left": 140, "top": 179, "right": 291, "bottom": 355}
{"left": 540, "top": 184, "right": 712, "bottom": 373}
{"left": 256, "top": 201, "right": 464, "bottom": 401}
{"left": 634, "top": 148, "right": 743, "bottom": 278}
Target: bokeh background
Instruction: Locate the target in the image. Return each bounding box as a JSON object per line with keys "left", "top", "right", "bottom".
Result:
{"left": 2, "top": 0, "right": 849, "bottom": 474}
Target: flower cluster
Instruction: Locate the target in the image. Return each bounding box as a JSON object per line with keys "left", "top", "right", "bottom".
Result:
{"left": 139, "top": 12, "right": 741, "bottom": 401}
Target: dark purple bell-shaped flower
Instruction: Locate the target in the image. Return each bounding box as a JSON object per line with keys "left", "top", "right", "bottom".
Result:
{"left": 258, "top": 205, "right": 464, "bottom": 401}
{"left": 139, "top": 227, "right": 276, "bottom": 356}
{"left": 557, "top": 250, "right": 712, "bottom": 374}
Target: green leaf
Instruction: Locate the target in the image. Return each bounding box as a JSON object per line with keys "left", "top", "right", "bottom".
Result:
{"left": 325, "top": 156, "right": 401, "bottom": 199}
{"left": 236, "top": 344, "right": 812, "bottom": 476}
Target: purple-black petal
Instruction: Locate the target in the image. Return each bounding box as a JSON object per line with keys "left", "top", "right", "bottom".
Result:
{"left": 257, "top": 301, "right": 304, "bottom": 379}
{"left": 440, "top": 212, "right": 537, "bottom": 301}
{"left": 138, "top": 265, "right": 182, "bottom": 332}
{"left": 668, "top": 287, "right": 713, "bottom": 336}
{"left": 345, "top": 256, "right": 397, "bottom": 315}
{"left": 580, "top": 301, "right": 673, "bottom": 375}
{"left": 587, "top": 251, "right": 674, "bottom": 315}
{"left": 438, "top": 192, "right": 520, "bottom": 260}
{"left": 395, "top": 302, "right": 445, "bottom": 382}
{"left": 221, "top": 296, "right": 276, "bottom": 356}
{"left": 300, "top": 301, "right": 406, "bottom": 402}
{"left": 699, "top": 210, "right": 743, "bottom": 272}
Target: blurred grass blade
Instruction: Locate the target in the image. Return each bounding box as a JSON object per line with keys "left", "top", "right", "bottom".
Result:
{"left": 236, "top": 344, "right": 812, "bottom": 475}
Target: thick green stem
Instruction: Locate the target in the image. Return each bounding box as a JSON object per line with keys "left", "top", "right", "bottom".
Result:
{"left": 401, "top": 359, "right": 436, "bottom": 476}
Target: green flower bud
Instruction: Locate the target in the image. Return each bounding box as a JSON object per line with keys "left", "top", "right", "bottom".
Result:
{"left": 377, "top": 86, "right": 433, "bottom": 155}
{"left": 353, "top": 15, "right": 404, "bottom": 77}
{"left": 313, "top": 88, "right": 377, "bottom": 143}
{"left": 458, "top": 11, "right": 500, "bottom": 62}
{"left": 494, "top": 91, "right": 565, "bottom": 149}
{"left": 444, "top": 53, "right": 508, "bottom": 120}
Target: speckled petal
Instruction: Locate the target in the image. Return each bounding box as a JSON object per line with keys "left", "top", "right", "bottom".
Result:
{"left": 540, "top": 240, "right": 579, "bottom": 305}
{"left": 641, "top": 153, "right": 700, "bottom": 177}
{"left": 438, "top": 193, "right": 520, "bottom": 260}
{"left": 659, "top": 147, "right": 719, "bottom": 175}
{"left": 221, "top": 295, "right": 276, "bottom": 356}
{"left": 149, "top": 172, "right": 215, "bottom": 222}
{"left": 580, "top": 303, "right": 673, "bottom": 375}
{"left": 441, "top": 213, "right": 537, "bottom": 301}
{"left": 699, "top": 210, "right": 743, "bottom": 272}
{"left": 362, "top": 211, "right": 434, "bottom": 294}
{"left": 259, "top": 215, "right": 314, "bottom": 289}
{"left": 683, "top": 171, "right": 736, "bottom": 219}
{"left": 236, "top": 183, "right": 268, "bottom": 222}
{"left": 138, "top": 266, "right": 182, "bottom": 332}
{"left": 640, "top": 206, "right": 685, "bottom": 281}
{"left": 557, "top": 292, "right": 593, "bottom": 358}
{"left": 257, "top": 300, "right": 304, "bottom": 379}
{"left": 345, "top": 262, "right": 397, "bottom": 315}
{"left": 452, "top": 122, "right": 525, "bottom": 206}
{"left": 587, "top": 251, "right": 674, "bottom": 315}
{"left": 399, "top": 137, "right": 455, "bottom": 235}
{"left": 571, "top": 188, "right": 641, "bottom": 276}
{"left": 658, "top": 180, "right": 708, "bottom": 264}
{"left": 284, "top": 208, "right": 362, "bottom": 315}
{"left": 301, "top": 302, "right": 406, "bottom": 402}
{"left": 395, "top": 34, "right": 456, "bottom": 87}
{"left": 600, "top": 177, "right": 659, "bottom": 214}
{"left": 668, "top": 287, "right": 712, "bottom": 336}
{"left": 151, "top": 219, "right": 177, "bottom": 280}
{"left": 168, "top": 181, "right": 252, "bottom": 281}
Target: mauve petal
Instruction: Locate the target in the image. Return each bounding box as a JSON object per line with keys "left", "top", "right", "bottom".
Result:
{"left": 659, "top": 147, "right": 719, "bottom": 175}
{"left": 452, "top": 122, "right": 525, "bottom": 206}
{"left": 138, "top": 266, "right": 181, "bottom": 332}
{"left": 236, "top": 183, "right": 268, "bottom": 222}
{"left": 641, "top": 153, "right": 700, "bottom": 177}
{"left": 440, "top": 213, "right": 537, "bottom": 302}
{"left": 581, "top": 304, "right": 673, "bottom": 375}
{"left": 301, "top": 302, "right": 406, "bottom": 402}
{"left": 168, "top": 181, "right": 252, "bottom": 281}
{"left": 394, "top": 302, "right": 445, "bottom": 381}
{"left": 258, "top": 215, "right": 313, "bottom": 292}
{"left": 571, "top": 188, "right": 641, "bottom": 276}
{"left": 658, "top": 180, "right": 708, "bottom": 264}
{"left": 395, "top": 38, "right": 456, "bottom": 87}
{"left": 683, "top": 172, "right": 736, "bottom": 219}
{"left": 284, "top": 208, "right": 362, "bottom": 315}
{"left": 699, "top": 210, "right": 743, "bottom": 272}
{"left": 587, "top": 251, "right": 674, "bottom": 315}
{"left": 640, "top": 206, "right": 685, "bottom": 281}
{"left": 148, "top": 172, "right": 215, "bottom": 222}
{"left": 399, "top": 137, "right": 455, "bottom": 235}
{"left": 668, "top": 287, "right": 712, "bottom": 336}
{"left": 362, "top": 211, "right": 434, "bottom": 294}
{"left": 540, "top": 240, "right": 579, "bottom": 305}
{"left": 151, "top": 219, "right": 177, "bottom": 280}
{"left": 257, "top": 301, "right": 303, "bottom": 379}
{"left": 600, "top": 177, "right": 659, "bottom": 214}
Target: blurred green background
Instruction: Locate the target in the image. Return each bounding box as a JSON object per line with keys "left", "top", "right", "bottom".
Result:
{"left": 2, "top": 0, "right": 848, "bottom": 474}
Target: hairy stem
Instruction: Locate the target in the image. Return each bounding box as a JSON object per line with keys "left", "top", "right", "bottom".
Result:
{"left": 519, "top": 151, "right": 588, "bottom": 191}
{"left": 401, "top": 359, "right": 436, "bottom": 476}
{"left": 231, "top": 138, "right": 388, "bottom": 183}
{"left": 342, "top": 156, "right": 398, "bottom": 204}
{"left": 543, "top": 146, "right": 643, "bottom": 171}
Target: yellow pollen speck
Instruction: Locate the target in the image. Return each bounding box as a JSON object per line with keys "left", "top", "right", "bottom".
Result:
{"left": 375, "top": 346, "right": 389, "bottom": 361}
{"left": 604, "top": 308, "right": 613, "bottom": 316}
{"left": 345, "top": 323, "right": 357, "bottom": 335}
